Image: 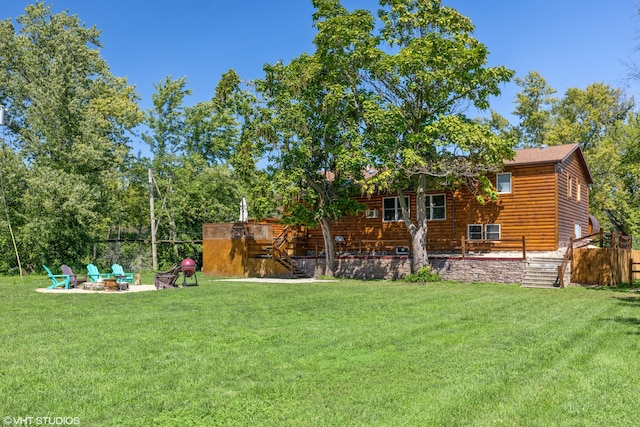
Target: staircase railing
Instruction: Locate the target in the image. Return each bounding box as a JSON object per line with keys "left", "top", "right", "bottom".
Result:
{"left": 273, "top": 226, "right": 290, "bottom": 252}
{"left": 557, "top": 237, "right": 574, "bottom": 288}
{"left": 271, "top": 226, "right": 303, "bottom": 277}
{"left": 272, "top": 245, "right": 296, "bottom": 276}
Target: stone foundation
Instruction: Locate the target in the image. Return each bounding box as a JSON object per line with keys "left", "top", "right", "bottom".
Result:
{"left": 429, "top": 257, "right": 526, "bottom": 284}
{"left": 296, "top": 256, "right": 526, "bottom": 285}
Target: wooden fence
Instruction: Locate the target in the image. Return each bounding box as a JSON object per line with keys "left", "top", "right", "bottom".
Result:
{"left": 631, "top": 257, "right": 640, "bottom": 287}
{"left": 572, "top": 248, "right": 640, "bottom": 286}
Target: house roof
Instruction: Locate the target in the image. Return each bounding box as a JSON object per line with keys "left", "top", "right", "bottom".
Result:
{"left": 506, "top": 143, "right": 593, "bottom": 184}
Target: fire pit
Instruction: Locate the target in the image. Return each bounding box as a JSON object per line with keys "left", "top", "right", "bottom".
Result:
{"left": 103, "top": 279, "right": 118, "bottom": 292}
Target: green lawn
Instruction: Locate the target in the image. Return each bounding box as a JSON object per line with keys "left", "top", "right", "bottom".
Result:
{"left": 1, "top": 275, "right": 640, "bottom": 426}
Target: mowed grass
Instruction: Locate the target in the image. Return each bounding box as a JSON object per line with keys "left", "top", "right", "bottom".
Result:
{"left": 1, "top": 275, "right": 640, "bottom": 426}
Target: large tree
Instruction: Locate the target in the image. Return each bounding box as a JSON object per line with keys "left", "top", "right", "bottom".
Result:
{"left": 0, "top": 2, "right": 141, "bottom": 269}
{"left": 256, "top": 2, "right": 372, "bottom": 275}
{"left": 512, "top": 71, "right": 556, "bottom": 148}
{"left": 143, "top": 75, "right": 249, "bottom": 266}
{"left": 586, "top": 116, "right": 640, "bottom": 237}
{"left": 545, "top": 83, "right": 633, "bottom": 149}
{"left": 321, "top": 0, "right": 515, "bottom": 272}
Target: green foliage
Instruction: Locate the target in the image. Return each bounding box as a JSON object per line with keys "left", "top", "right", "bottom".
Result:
{"left": 403, "top": 265, "right": 441, "bottom": 283}
{"left": 509, "top": 71, "right": 640, "bottom": 238}
{"left": 256, "top": 19, "right": 370, "bottom": 274}
{"left": 512, "top": 71, "right": 557, "bottom": 148}
{"left": 0, "top": 3, "right": 141, "bottom": 271}
{"left": 141, "top": 75, "right": 254, "bottom": 264}
{"left": 313, "top": 0, "right": 516, "bottom": 271}
{"left": 546, "top": 83, "right": 633, "bottom": 149}
{"left": 142, "top": 75, "right": 191, "bottom": 164}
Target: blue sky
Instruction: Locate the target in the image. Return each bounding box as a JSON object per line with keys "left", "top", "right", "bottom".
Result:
{"left": 4, "top": 1, "right": 639, "bottom": 153}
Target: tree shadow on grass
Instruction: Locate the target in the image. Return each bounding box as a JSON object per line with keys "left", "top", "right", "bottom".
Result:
{"left": 586, "top": 284, "right": 640, "bottom": 334}
{"left": 582, "top": 282, "right": 640, "bottom": 295}
{"left": 612, "top": 296, "right": 640, "bottom": 307}
{"left": 600, "top": 316, "right": 640, "bottom": 335}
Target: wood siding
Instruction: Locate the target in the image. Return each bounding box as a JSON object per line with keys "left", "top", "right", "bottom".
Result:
{"left": 557, "top": 153, "right": 590, "bottom": 247}
{"left": 306, "top": 153, "right": 591, "bottom": 252}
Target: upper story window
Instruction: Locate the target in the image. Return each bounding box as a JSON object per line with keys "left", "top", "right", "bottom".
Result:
{"left": 383, "top": 197, "right": 409, "bottom": 222}
{"left": 497, "top": 173, "right": 512, "bottom": 194}
{"left": 567, "top": 173, "right": 582, "bottom": 202}
{"left": 426, "top": 194, "right": 446, "bottom": 220}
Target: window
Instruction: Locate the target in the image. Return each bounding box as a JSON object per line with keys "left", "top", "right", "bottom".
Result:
{"left": 426, "top": 194, "right": 446, "bottom": 220}
{"left": 574, "top": 223, "right": 582, "bottom": 239}
{"left": 468, "top": 224, "right": 501, "bottom": 240}
{"left": 567, "top": 173, "right": 572, "bottom": 199}
{"left": 497, "top": 173, "right": 512, "bottom": 194}
{"left": 468, "top": 224, "right": 483, "bottom": 240}
{"left": 485, "top": 224, "right": 501, "bottom": 240}
{"left": 576, "top": 181, "right": 581, "bottom": 202}
{"left": 383, "top": 197, "right": 409, "bottom": 222}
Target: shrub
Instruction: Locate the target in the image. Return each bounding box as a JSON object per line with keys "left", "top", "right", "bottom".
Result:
{"left": 404, "top": 266, "right": 441, "bottom": 283}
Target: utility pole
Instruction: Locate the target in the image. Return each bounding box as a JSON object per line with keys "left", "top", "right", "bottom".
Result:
{"left": 0, "top": 105, "right": 23, "bottom": 279}
{"left": 149, "top": 168, "right": 158, "bottom": 270}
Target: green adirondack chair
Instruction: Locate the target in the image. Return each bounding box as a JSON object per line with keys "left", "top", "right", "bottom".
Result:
{"left": 43, "top": 265, "right": 71, "bottom": 290}
{"left": 111, "top": 264, "right": 134, "bottom": 284}
{"left": 86, "top": 263, "right": 111, "bottom": 282}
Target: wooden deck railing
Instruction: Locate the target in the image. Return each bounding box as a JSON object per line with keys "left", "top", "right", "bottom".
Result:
{"left": 308, "top": 238, "right": 413, "bottom": 258}
{"left": 460, "top": 236, "right": 526, "bottom": 259}
{"left": 303, "top": 236, "right": 527, "bottom": 259}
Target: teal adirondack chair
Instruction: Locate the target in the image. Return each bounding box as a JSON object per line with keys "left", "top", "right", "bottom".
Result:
{"left": 43, "top": 265, "right": 71, "bottom": 290}
{"left": 111, "top": 264, "right": 134, "bottom": 284}
{"left": 86, "top": 263, "right": 111, "bottom": 282}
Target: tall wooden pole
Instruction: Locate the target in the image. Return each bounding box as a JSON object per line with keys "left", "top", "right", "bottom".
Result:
{"left": 0, "top": 105, "right": 22, "bottom": 280}
{"left": 149, "top": 168, "right": 158, "bottom": 270}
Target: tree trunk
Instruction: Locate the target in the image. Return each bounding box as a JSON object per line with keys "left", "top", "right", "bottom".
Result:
{"left": 319, "top": 218, "right": 335, "bottom": 277}
{"left": 411, "top": 225, "right": 428, "bottom": 273}
{"left": 400, "top": 175, "right": 429, "bottom": 273}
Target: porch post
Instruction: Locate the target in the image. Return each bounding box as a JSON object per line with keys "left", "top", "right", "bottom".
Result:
{"left": 461, "top": 236, "right": 466, "bottom": 258}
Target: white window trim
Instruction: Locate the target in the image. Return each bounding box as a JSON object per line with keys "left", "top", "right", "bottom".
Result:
{"left": 382, "top": 196, "right": 409, "bottom": 222}
{"left": 467, "top": 224, "right": 483, "bottom": 240}
{"left": 427, "top": 194, "right": 446, "bottom": 221}
{"left": 468, "top": 224, "right": 501, "bottom": 240}
{"left": 497, "top": 172, "right": 512, "bottom": 194}
{"left": 485, "top": 224, "right": 501, "bottom": 240}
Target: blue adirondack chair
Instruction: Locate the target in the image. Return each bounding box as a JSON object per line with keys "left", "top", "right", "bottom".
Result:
{"left": 111, "top": 264, "right": 134, "bottom": 284}
{"left": 86, "top": 263, "right": 111, "bottom": 282}
{"left": 43, "top": 265, "right": 71, "bottom": 290}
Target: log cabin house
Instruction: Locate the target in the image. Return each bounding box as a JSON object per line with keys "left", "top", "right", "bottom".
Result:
{"left": 202, "top": 143, "right": 597, "bottom": 282}
{"left": 308, "top": 142, "right": 595, "bottom": 255}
